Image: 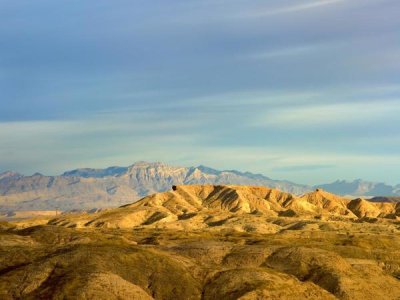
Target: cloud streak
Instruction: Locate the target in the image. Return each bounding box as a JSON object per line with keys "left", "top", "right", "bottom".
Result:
{"left": 244, "top": 0, "right": 347, "bottom": 17}
{"left": 252, "top": 99, "right": 400, "bottom": 128}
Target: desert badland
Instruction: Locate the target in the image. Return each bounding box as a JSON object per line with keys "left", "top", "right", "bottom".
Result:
{"left": 1, "top": 184, "right": 400, "bottom": 299}
{"left": 2, "top": 0, "right": 400, "bottom": 299}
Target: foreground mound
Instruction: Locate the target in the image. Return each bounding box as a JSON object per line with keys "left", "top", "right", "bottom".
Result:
{"left": 1, "top": 220, "right": 400, "bottom": 299}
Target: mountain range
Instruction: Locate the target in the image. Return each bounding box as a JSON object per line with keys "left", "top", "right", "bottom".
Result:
{"left": 0, "top": 161, "right": 398, "bottom": 212}
{"left": 317, "top": 179, "right": 400, "bottom": 197}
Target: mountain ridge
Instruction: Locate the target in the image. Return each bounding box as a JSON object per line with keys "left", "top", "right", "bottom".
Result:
{"left": 48, "top": 185, "right": 400, "bottom": 231}
{"left": 315, "top": 179, "right": 400, "bottom": 196}
{"left": 0, "top": 162, "right": 310, "bottom": 212}
{"left": 1, "top": 161, "right": 399, "bottom": 212}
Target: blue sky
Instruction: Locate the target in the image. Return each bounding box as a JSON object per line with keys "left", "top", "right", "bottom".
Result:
{"left": 1, "top": 0, "right": 400, "bottom": 185}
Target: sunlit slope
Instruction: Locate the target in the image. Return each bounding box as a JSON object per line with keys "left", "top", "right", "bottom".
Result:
{"left": 47, "top": 185, "right": 400, "bottom": 231}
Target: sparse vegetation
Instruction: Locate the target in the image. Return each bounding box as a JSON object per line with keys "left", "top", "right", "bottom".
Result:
{"left": 1, "top": 185, "right": 400, "bottom": 299}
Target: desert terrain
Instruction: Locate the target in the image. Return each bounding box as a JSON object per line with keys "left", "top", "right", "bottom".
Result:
{"left": 3, "top": 162, "right": 399, "bottom": 215}
{"left": 1, "top": 185, "right": 400, "bottom": 299}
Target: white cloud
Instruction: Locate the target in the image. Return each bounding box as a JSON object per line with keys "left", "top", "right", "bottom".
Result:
{"left": 274, "top": 0, "right": 346, "bottom": 13}
{"left": 239, "top": 0, "right": 347, "bottom": 18}
{"left": 244, "top": 45, "right": 319, "bottom": 60}
{"left": 252, "top": 99, "right": 400, "bottom": 128}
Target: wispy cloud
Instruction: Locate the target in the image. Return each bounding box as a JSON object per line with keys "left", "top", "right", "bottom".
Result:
{"left": 273, "top": 0, "right": 346, "bottom": 13}
{"left": 244, "top": 45, "right": 319, "bottom": 60}
{"left": 273, "top": 164, "right": 334, "bottom": 172}
{"left": 239, "top": 0, "right": 347, "bottom": 18}
{"left": 252, "top": 99, "right": 400, "bottom": 128}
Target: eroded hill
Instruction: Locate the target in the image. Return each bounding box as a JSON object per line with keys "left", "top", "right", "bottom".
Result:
{"left": 1, "top": 185, "right": 400, "bottom": 299}
{"left": 46, "top": 185, "right": 400, "bottom": 231}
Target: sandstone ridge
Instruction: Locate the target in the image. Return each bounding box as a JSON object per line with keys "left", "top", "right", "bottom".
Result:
{"left": 47, "top": 185, "right": 400, "bottom": 231}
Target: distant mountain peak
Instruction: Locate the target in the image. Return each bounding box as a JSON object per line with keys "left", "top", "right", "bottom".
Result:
{"left": 62, "top": 166, "right": 128, "bottom": 178}
{"left": 0, "top": 171, "right": 22, "bottom": 180}
{"left": 130, "top": 161, "right": 170, "bottom": 167}
{"left": 316, "top": 179, "right": 396, "bottom": 197}
{"left": 32, "top": 172, "right": 44, "bottom": 177}
{"left": 196, "top": 165, "right": 221, "bottom": 175}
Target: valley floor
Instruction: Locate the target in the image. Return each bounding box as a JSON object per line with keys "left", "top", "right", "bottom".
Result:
{"left": 1, "top": 217, "right": 400, "bottom": 299}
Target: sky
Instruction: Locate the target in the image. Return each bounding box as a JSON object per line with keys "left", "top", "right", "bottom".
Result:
{"left": 1, "top": 0, "right": 400, "bottom": 185}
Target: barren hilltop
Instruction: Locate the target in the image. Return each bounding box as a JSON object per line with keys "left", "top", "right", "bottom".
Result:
{"left": 47, "top": 185, "right": 400, "bottom": 230}
{"left": 1, "top": 185, "right": 400, "bottom": 299}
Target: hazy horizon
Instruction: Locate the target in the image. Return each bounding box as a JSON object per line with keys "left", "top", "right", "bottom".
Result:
{"left": 0, "top": 160, "right": 397, "bottom": 188}
{"left": 1, "top": 0, "right": 400, "bottom": 185}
